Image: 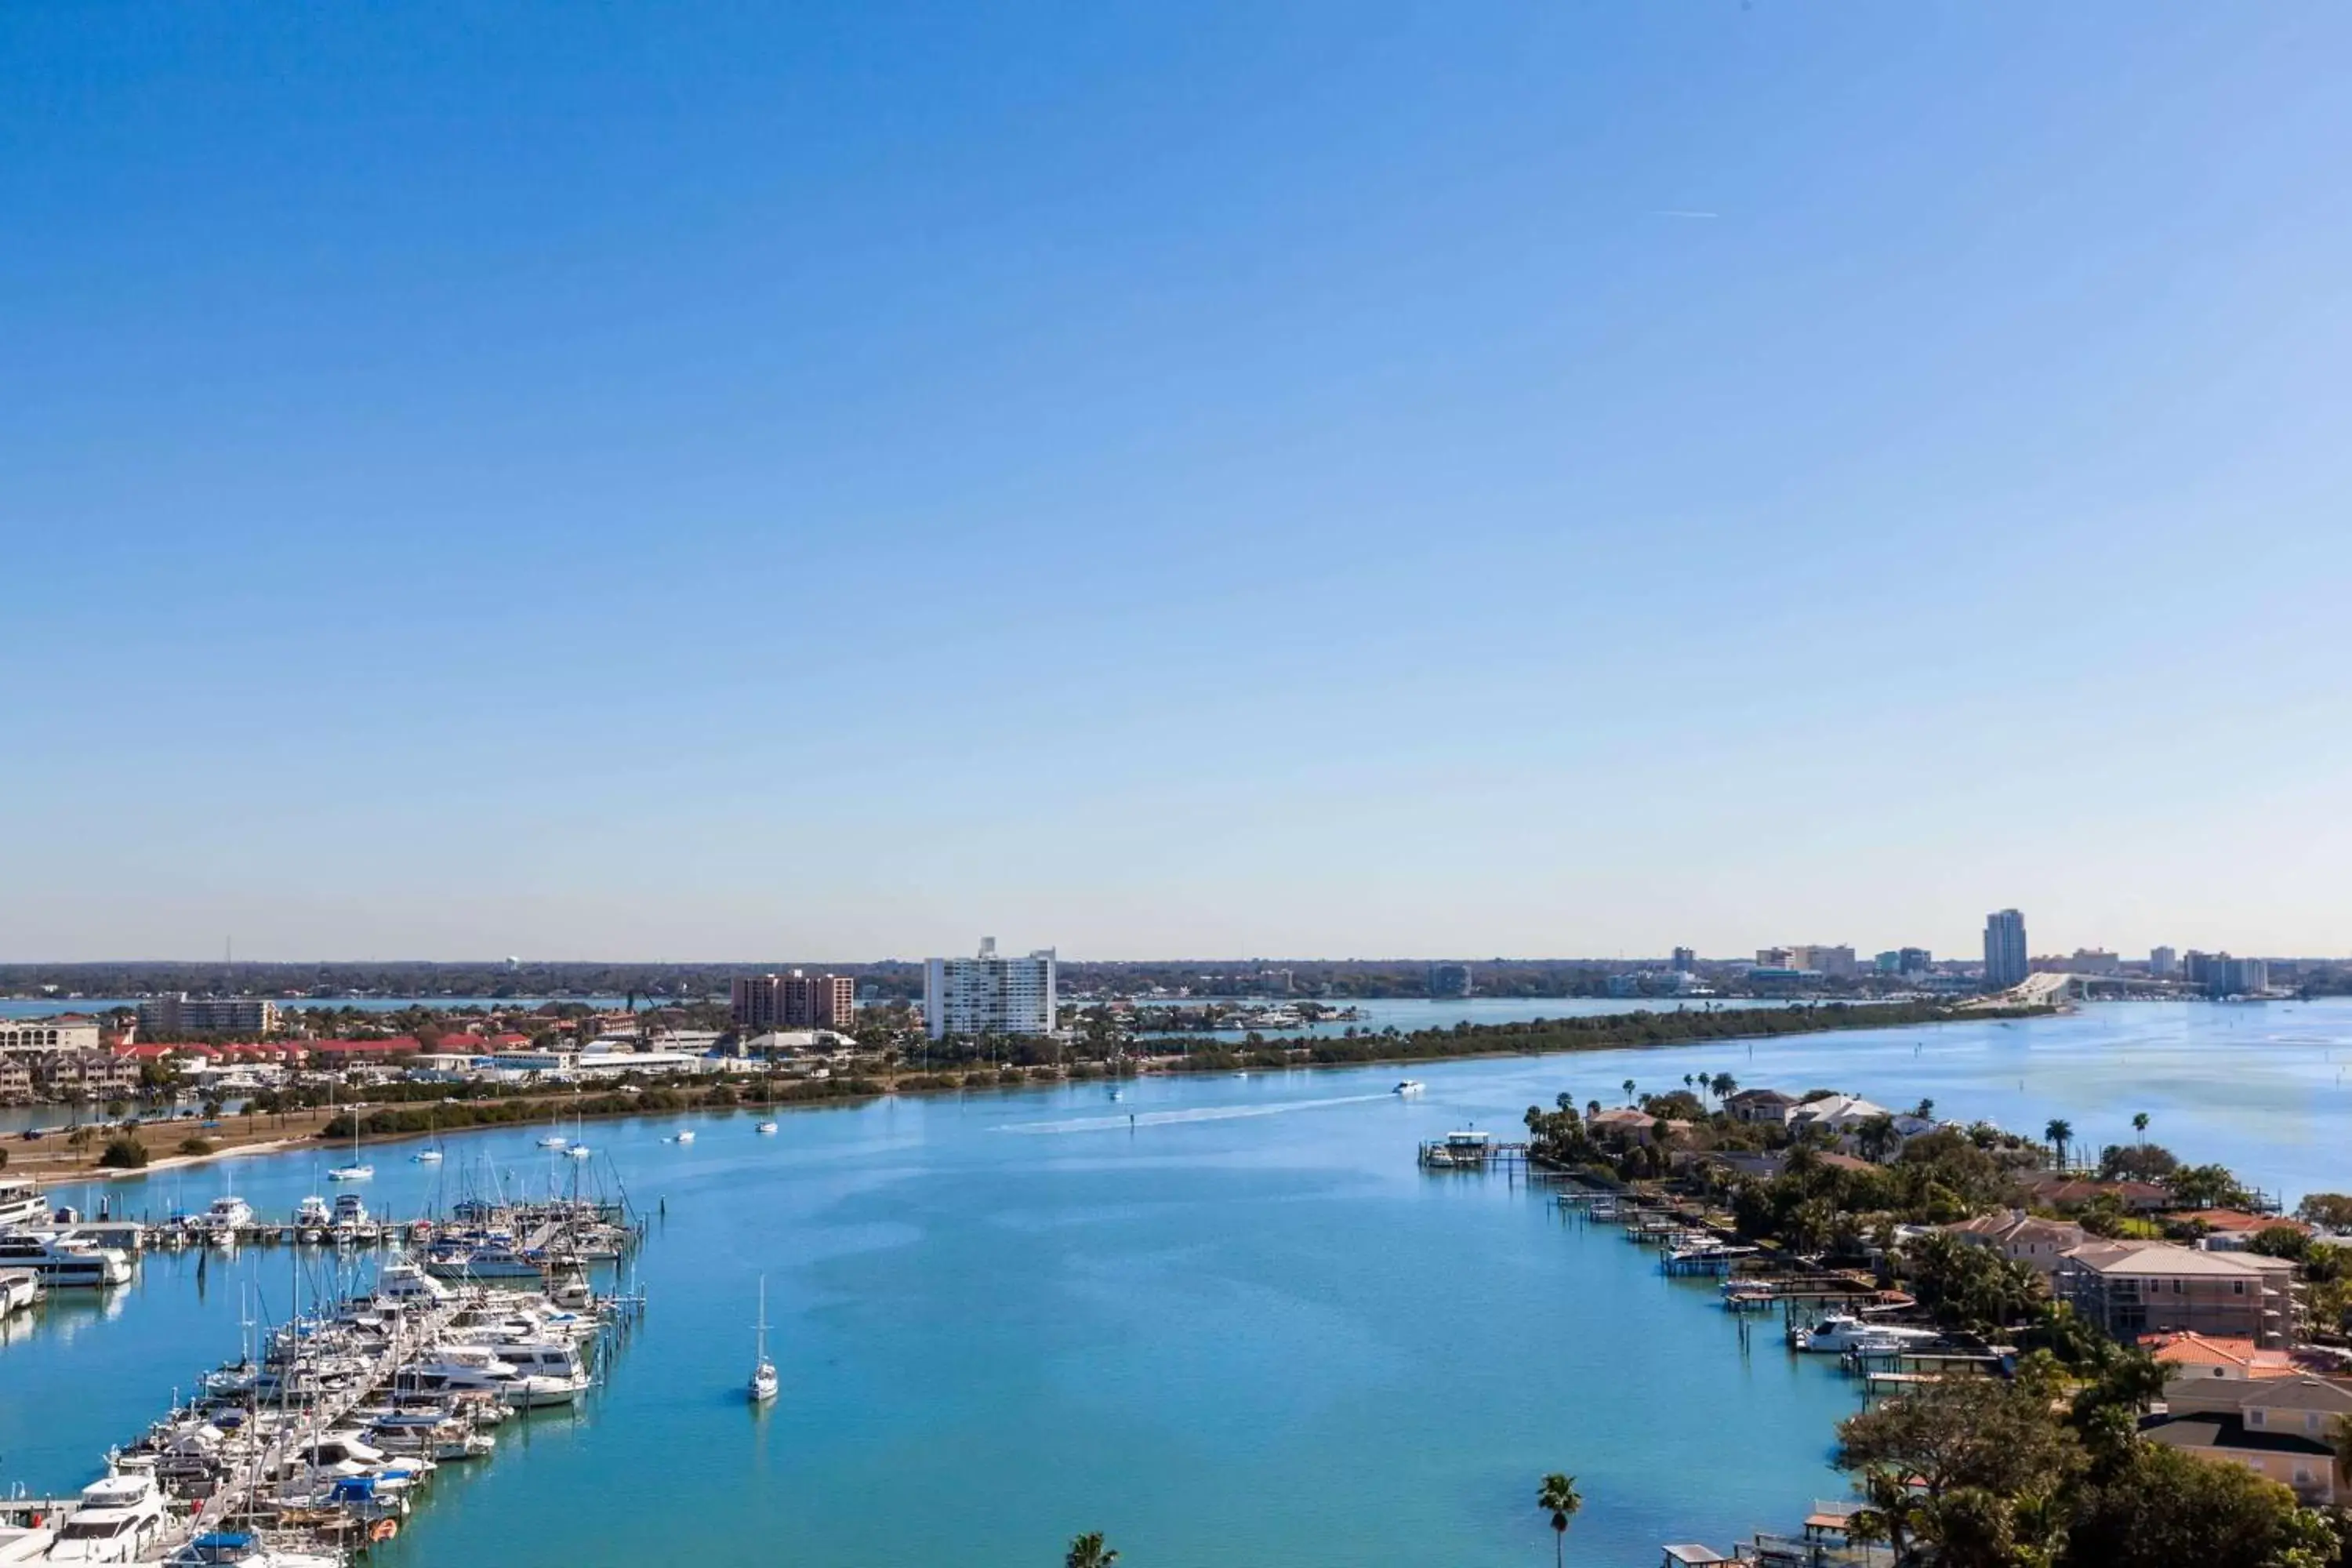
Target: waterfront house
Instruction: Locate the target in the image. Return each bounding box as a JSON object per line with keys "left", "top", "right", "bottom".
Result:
{"left": 2151, "top": 1332, "right": 2303, "bottom": 1403}
{"left": 1787, "top": 1093, "right": 1895, "bottom": 1136}
{"left": 1723, "top": 1088, "right": 1798, "bottom": 1125}
{"left": 1944, "top": 1210, "right": 2090, "bottom": 1278}
{"left": 2020, "top": 1173, "right": 2171, "bottom": 1214}
{"left": 2142, "top": 1375, "right": 2352, "bottom": 1503}
{"left": 1588, "top": 1107, "right": 1663, "bottom": 1145}
{"left": 2056, "top": 1240, "right": 2303, "bottom": 1346}
{"left": 2162, "top": 1209, "right": 2309, "bottom": 1250}
{"left": 0, "top": 1059, "right": 30, "bottom": 1104}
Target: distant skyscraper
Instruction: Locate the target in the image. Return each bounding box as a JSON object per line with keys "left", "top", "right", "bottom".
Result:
{"left": 1671, "top": 946, "right": 1697, "bottom": 974}
{"left": 1428, "top": 963, "right": 1474, "bottom": 999}
{"left": 2150, "top": 946, "right": 2177, "bottom": 978}
{"left": 1983, "top": 909, "right": 2028, "bottom": 989}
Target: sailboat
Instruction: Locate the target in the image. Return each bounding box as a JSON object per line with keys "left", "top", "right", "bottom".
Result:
{"left": 536, "top": 1106, "right": 569, "bottom": 1150}
{"left": 754, "top": 1075, "right": 779, "bottom": 1135}
{"left": 748, "top": 1276, "right": 778, "bottom": 1403}
{"left": 412, "top": 1107, "right": 445, "bottom": 1163}
{"left": 327, "top": 1087, "right": 373, "bottom": 1181}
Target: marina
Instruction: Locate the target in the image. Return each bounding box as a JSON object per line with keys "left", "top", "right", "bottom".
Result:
{"left": 5, "top": 1002, "right": 2352, "bottom": 1564}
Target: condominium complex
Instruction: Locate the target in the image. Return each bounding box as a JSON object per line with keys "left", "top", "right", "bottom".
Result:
{"left": 2184, "top": 951, "right": 2270, "bottom": 998}
{"left": 134, "top": 996, "right": 279, "bottom": 1035}
{"left": 1426, "top": 963, "right": 1473, "bottom": 999}
{"left": 924, "top": 938, "right": 1057, "bottom": 1040}
{"left": 1983, "top": 909, "right": 2029, "bottom": 989}
{"left": 0, "top": 1014, "right": 102, "bottom": 1054}
{"left": 729, "top": 971, "right": 857, "bottom": 1031}
{"left": 2056, "top": 1240, "right": 2303, "bottom": 1347}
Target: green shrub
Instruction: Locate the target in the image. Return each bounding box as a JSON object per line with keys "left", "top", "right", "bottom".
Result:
{"left": 98, "top": 1136, "right": 151, "bottom": 1169}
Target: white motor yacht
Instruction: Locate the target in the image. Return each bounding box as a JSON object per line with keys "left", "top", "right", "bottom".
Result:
{"left": 332, "top": 1194, "right": 371, "bottom": 1229}
{"left": 376, "top": 1257, "right": 455, "bottom": 1304}
{"left": 1790, "top": 1313, "right": 1944, "bottom": 1354}
{"left": 201, "top": 1196, "right": 254, "bottom": 1236}
{"left": 45, "top": 1470, "right": 169, "bottom": 1563}
{"left": 754, "top": 1120, "right": 779, "bottom": 1134}
{"left": 0, "top": 1178, "right": 50, "bottom": 1229}
{"left": 0, "top": 1232, "right": 132, "bottom": 1288}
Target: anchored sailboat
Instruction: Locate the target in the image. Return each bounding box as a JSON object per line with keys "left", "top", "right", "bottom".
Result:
{"left": 748, "top": 1276, "right": 778, "bottom": 1403}
{"left": 327, "top": 1086, "right": 373, "bottom": 1181}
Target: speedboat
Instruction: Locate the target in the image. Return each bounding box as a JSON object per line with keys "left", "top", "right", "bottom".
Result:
{"left": 45, "top": 1469, "right": 169, "bottom": 1563}
{"left": 754, "top": 1120, "right": 779, "bottom": 1135}
{"left": 1392, "top": 1080, "right": 1425, "bottom": 1096}
{"left": 668, "top": 1130, "right": 695, "bottom": 1144}
{"left": 1790, "top": 1313, "right": 1943, "bottom": 1354}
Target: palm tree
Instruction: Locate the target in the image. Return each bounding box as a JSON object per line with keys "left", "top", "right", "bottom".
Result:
{"left": 1536, "top": 1473, "right": 1582, "bottom": 1568}
{"left": 1065, "top": 1533, "right": 1117, "bottom": 1568}
{"left": 1711, "top": 1072, "right": 1736, "bottom": 1102}
{"left": 1621, "top": 1078, "right": 1636, "bottom": 1106}
{"left": 2044, "top": 1117, "right": 2073, "bottom": 1171}
{"left": 2132, "top": 1111, "right": 2150, "bottom": 1145}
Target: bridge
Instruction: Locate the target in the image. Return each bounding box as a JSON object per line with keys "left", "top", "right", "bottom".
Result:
{"left": 1977, "top": 971, "right": 2191, "bottom": 1007}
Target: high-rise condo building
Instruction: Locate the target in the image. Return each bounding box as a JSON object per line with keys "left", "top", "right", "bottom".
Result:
{"left": 135, "top": 995, "right": 279, "bottom": 1035}
{"left": 1427, "top": 963, "right": 1474, "bottom": 999}
{"left": 1983, "top": 909, "right": 2029, "bottom": 989}
{"left": 731, "top": 971, "right": 857, "bottom": 1031}
{"left": 1671, "top": 947, "right": 1697, "bottom": 974}
{"left": 924, "top": 938, "right": 1058, "bottom": 1040}
{"left": 2150, "top": 946, "right": 2177, "bottom": 978}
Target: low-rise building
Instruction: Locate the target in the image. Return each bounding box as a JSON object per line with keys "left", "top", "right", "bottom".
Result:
{"left": 2056, "top": 1240, "right": 2303, "bottom": 1347}
{"left": 1944, "top": 1210, "right": 2091, "bottom": 1278}
{"left": 0, "top": 1014, "right": 103, "bottom": 1054}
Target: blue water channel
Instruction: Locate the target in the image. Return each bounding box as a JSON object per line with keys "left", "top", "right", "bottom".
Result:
{"left": 5, "top": 1000, "right": 2351, "bottom": 1565}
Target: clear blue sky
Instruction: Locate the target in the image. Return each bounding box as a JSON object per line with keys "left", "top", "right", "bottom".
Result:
{"left": 6, "top": 3, "right": 2350, "bottom": 962}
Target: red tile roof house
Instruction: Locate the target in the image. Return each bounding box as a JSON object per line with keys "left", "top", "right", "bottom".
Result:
{"left": 2164, "top": 1210, "right": 2311, "bottom": 1250}
{"left": 2020, "top": 1172, "right": 2172, "bottom": 1214}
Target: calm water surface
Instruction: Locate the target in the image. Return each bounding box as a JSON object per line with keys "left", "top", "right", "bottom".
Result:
{"left": 5, "top": 1001, "right": 2351, "bottom": 1566}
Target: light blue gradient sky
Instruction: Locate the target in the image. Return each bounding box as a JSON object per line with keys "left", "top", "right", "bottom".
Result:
{"left": 6, "top": 3, "right": 2350, "bottom": 962}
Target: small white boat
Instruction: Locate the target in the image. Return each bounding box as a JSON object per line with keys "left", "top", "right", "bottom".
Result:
{"left": 564, "top": 1145, "right": 593, "bottom": 1160}
{"left": 669, "top": 1130, "right": 696, "bottom": 1145}
{"left": 412, "top": 1149, "right": 444, "bottom": 1163}
{"left": 536, "top": 1134, "right": 569, "bottom": 1150}
{"left": 754, "top": 1121, "right": 779, "bottom": 1135}
{"left": 326, "top": 1163, "right": 373, "bottom": 1182}
{"left": 749, "top": 1276, "right": 778, "bottom": 1404}
{"left": 1392, "top": 1080, "right": 1425, "bottom": 1096}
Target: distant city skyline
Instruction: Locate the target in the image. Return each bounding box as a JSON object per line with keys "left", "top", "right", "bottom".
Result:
{"left": 7, "top": 4, "right": 2350, "bottom": 960}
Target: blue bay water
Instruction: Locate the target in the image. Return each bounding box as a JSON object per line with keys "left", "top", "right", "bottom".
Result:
{"left": 5, "top": 1000, "right": 2351, "bottom": 1565}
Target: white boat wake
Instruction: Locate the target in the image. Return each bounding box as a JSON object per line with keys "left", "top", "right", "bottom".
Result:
{"left": 995, "top": 1091, "right": 1399, "bottom": 1135}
